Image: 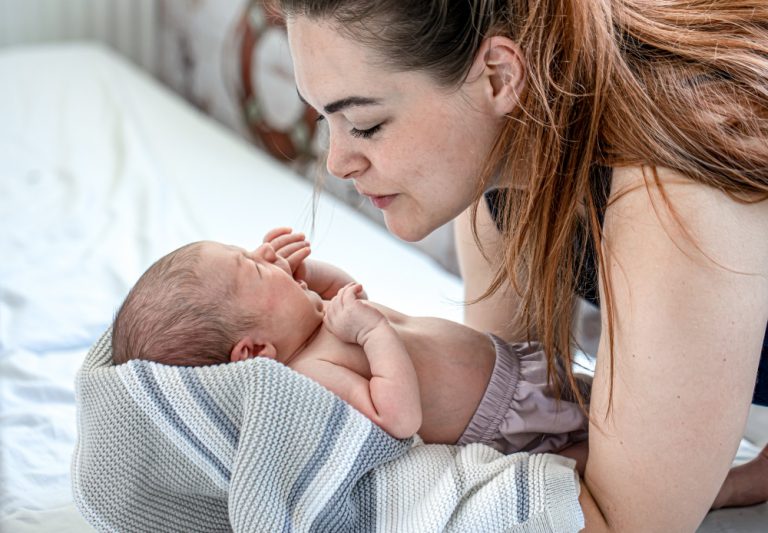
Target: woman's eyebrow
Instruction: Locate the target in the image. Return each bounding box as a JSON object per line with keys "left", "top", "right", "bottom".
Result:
{"left": 297, "top": 91, "right": 382, "bottom": 115}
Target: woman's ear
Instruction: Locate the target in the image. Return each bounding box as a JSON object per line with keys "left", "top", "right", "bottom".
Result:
{"left": 467, "top": 36, "right": 526, "bottom": 117}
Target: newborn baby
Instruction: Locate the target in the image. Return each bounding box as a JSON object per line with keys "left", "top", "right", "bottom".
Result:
{"left": 112, "top": 228, "right": 588, "bottom": 454}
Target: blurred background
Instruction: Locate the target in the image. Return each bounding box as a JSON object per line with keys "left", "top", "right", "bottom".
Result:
{"left": 0, "top": 0, "right": 459, "bottom": 274}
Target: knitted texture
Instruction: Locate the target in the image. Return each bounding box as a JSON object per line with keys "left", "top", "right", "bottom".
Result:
{"left": 72, "top": 329, "right": 584, "bottom": 532}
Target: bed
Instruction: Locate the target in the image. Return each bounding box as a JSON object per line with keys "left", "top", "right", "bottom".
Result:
{"left": 0, "top": 43, "right": 765, "bottom": 532}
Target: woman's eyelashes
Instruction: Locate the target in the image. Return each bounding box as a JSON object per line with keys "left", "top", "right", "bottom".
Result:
{"left": 350, "top": 124, "right": 382, "bottom": 139}
{"left": 315, "top": 115, "right": 384, "bottom": 139}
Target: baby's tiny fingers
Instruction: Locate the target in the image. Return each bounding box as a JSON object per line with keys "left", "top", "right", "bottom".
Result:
{"left": 340, "top": 281, "right": 357, "bottom": 294}
{"left": 262, "top": 227, "right": 292, "bottom": 243}
{"left": 342, "top": 283, "right": 362, "bottom": 303}
{"left": 271, "top": 233, "right": 306, "bottom": 251}
{"left": 276, "top": 240, "right": 308, "bottom": 258}
{"left": 286, "top": 246, "right": 311, "bottom": 269}
{"left": 328, "top": 294, "right": 344, "bottom": 315}
{"left": 334, "top": 283, "right": 355, "bottom": 306}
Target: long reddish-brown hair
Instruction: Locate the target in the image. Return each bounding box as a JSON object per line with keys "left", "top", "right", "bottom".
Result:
{"left": 276, "top": 0, "right": 768, "bottom": 409}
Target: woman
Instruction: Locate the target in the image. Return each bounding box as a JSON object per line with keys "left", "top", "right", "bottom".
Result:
{"left": 275, "top": 1, "right": 768, "bottom": 530}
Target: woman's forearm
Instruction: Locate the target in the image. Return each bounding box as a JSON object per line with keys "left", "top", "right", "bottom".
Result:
{"left": 454, "top": 204, "right": 534, "bottom": 341}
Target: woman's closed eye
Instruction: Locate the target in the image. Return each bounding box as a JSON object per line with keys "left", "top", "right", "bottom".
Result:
{"left": 315, "top": 115, "right": 384, "bottom": 140}
{"left": 350, "top": 124, "right": 382, "bottom": 139}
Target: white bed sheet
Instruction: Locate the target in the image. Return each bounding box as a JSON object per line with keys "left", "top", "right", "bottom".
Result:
{"left": 0, "top": 43, "right": 765, "bottom": 532}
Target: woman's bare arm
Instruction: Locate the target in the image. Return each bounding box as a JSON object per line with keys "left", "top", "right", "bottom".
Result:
{"left": 454, "top": 196, "right": 534, "bottom": 342}
{"left": 580, "top": 166, "right": 768, "bottom": 531}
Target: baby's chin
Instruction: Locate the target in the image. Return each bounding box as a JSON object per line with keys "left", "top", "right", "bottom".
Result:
{"left": 312, "top": 292, "right": 325, "bottom": 314}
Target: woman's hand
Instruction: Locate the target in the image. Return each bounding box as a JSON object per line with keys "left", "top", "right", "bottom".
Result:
{"left": 324, "top": 283, "right": 383, "bottom": 344}
{"left": 557, "top": 440, "right": 589, "bottom": 477}
{"left": 263, "top": 227, "right": 367, "bottom": 300}
{"left": 711, "top": 443, "right": 768, "bottom": 510}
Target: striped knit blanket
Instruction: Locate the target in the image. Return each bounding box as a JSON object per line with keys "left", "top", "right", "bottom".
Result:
{"left": 72, "top": 329, "right": 584, "bottom": 532}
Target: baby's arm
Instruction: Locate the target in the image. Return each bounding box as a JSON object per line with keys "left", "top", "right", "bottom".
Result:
{"left": 322, "top": 283, "right": 422, "bottom": 439}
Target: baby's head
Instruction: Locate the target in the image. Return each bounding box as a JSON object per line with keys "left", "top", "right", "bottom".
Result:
{"left": 112, "top": 241, "right": 325, "bottom": 367}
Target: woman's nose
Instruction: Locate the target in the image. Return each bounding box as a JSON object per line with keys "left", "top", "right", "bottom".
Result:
{"left": 325, "top": 135, "right": 368, "bottom": 179}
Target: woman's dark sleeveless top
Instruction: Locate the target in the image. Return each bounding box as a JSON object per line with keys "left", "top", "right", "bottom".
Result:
{"left": 484, "top": 166, "right": 768, "bottom": 406}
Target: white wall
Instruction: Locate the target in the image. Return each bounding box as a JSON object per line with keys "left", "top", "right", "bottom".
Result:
{"left": 0, "top": 0, "right": 158, "bottom": 73}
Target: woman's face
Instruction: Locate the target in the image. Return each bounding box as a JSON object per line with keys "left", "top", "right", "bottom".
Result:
{"left": 287, "top": 17, "right": 505, "bottom": 242}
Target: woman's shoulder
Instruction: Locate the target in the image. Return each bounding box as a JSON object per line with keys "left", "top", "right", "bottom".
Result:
{"left": 602, "top": 165, "right": 768, "bottom": 361}
{"left": 611, "top": 164, "right": 767, "bottom": 204}
{"left": 607, "top": 165, "right": 768, "bottom": 270}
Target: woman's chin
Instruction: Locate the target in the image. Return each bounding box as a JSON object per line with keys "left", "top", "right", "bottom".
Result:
{"left": 384, "top": 215, "right": 433, "bottom": 243}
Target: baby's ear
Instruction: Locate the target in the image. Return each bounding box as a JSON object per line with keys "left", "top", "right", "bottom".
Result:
{"left": 230, "top": 337, "right": 255, "bottom": 362}
{"left": 254, "top": 342, "right": 277, "bottom": 360}
{"left": 230, "top": 337, "right": 277, "bottom": 361}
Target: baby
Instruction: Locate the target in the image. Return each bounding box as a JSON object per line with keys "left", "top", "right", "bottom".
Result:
{"left": 112, "top": 227, "right": 588, "bottom": 456}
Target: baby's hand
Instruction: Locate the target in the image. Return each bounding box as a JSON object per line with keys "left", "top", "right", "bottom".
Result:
{"left": 262, "top": 227, "right": 310, "bottom": 277}
{"left": 324, "top": 283, "right": 386, "bottom": 345}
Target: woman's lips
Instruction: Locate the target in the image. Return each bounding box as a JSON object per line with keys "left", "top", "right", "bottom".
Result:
{"left": 368, "top": 194, "right": 397, "bottom": 209}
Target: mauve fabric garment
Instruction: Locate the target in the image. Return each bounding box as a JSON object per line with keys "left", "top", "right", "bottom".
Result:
{"left": 457, "top": 334, "right": 589, "bottom": 454}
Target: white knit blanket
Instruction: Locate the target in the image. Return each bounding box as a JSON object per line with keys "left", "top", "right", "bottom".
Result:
{"left": 72, "top": 329, "right": 584, "bottom": 532}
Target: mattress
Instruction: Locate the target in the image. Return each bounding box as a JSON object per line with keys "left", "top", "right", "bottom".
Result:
{"left": 0, "top": 43, "right": 765, "bottom": 532}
